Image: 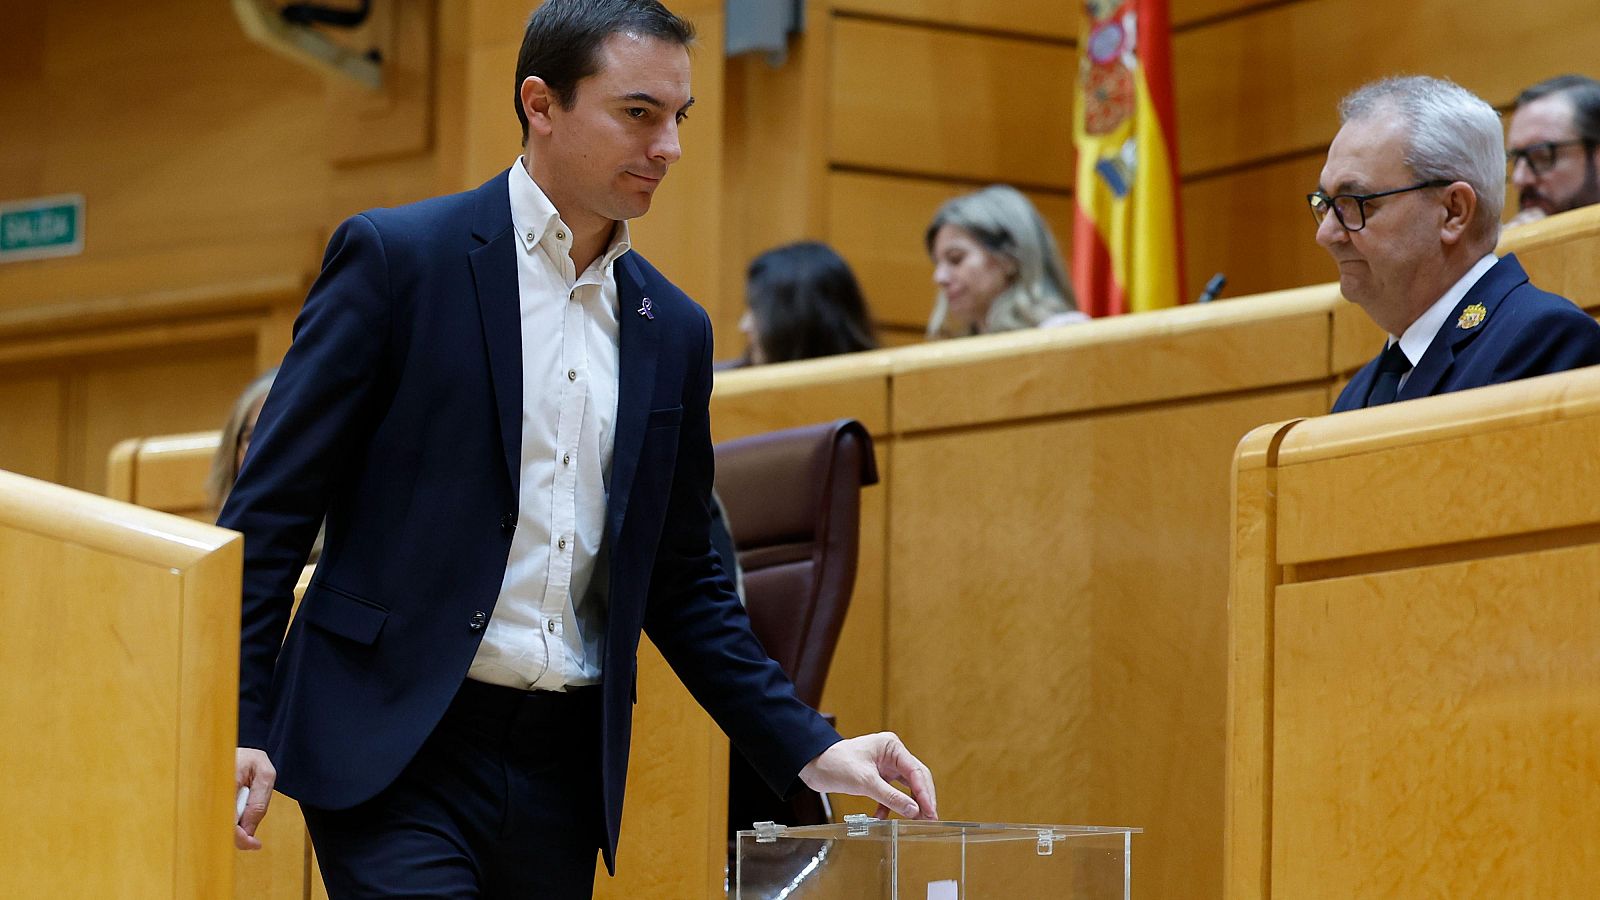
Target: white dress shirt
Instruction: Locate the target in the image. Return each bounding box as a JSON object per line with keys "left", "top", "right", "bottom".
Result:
{"left": 467, "top": 159, "right": 629, "bottom": 691}
{"left": 1390, "top": 253, "right": 1499, "bottom": 391}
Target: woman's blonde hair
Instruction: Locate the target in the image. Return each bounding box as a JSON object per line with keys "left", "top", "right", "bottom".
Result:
{"left": 206, "top": 367, "right": 277, "bottom": 516}
{"left": 924, "top": 185, "right": 1077, "bottom": 338}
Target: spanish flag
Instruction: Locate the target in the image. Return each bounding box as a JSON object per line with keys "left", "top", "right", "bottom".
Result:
{"left": 1071, "top": 0, "right": 1185, "bottom": 316}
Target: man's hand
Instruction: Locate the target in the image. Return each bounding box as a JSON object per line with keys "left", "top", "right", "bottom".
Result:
{"left": 235, "top": 748, "right": 277, "bottom": 850}
{"left": 798, "top": 732, "right": 937, "bottom": 820}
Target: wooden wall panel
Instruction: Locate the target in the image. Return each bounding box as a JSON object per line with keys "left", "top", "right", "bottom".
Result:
{"left": 830, "top": 18, "right": 1075, "bottom": 188}
{"left": 72, "top": 342, "right": 258, "bottom": 495}
{"left": 1272, "top": 547, "right": 1600, "bottom": 897}
{"left": 889, "top": 386, "right": 1328, "bottom": 900}
{"left": 832, "top": 0, "right": 1074, "bottom": 40}
{"left": 1173, "top": 0, "right": 1600, "bottom": 176}
{"left": 828, "top": 171, "right": 1073, "bottom": 331}
{"left": 0, "top": 377, "right": 63, "bottom": 483}
{"left": 0, "top": 0, "right": 336, "bottom": 314}
{"left": 593, "top": 640, "right": 725, "bottom": 900}
{"left": 1231, "top": 366, "right": 1600, "bottom": 899}
{"left": 1180, "top": 152, "right": 1330, "bottom": 302}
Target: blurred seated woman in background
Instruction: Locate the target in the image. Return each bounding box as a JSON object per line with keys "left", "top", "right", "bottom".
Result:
{"left": 925, "top": 184, "right": 1086, "bottom": 338}
{"left": 737, "top": 241, "right": 879, "bottom": 366}
{"left": 208, "top": 367, "right": 323, "bottom": 563}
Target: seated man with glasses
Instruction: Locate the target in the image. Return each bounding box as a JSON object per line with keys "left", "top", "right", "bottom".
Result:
{"left": 1507, "top": 74, "right": 1600, "bottom": 227}
{"left": 1311, "top": 76, "right": 1600, "bottom": 413}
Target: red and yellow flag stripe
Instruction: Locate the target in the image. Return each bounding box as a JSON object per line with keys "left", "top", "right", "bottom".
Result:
{"left": 1071, "top": 0, "right": 1186, "bottom": 316}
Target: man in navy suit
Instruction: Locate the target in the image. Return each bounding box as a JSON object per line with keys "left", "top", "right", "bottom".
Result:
{"left": 222, "top": 2, "right": 935, "bottom": 896}
{"left": 1311, "top": 76, "right": 1600, "bottom": 414}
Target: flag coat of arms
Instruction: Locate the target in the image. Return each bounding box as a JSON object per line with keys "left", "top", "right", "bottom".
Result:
{"left": 1072, "top": 0, "right": 1186, "bottom": 316}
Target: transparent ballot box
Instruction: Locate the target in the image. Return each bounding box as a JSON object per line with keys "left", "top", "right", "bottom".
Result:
{"left": 735, "top": 816, "right": 1140, "bottom": 899}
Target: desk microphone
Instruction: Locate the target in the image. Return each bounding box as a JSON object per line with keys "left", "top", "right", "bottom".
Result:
{"left": 1197, "top": 273, "right": 1227, "bottom": 303}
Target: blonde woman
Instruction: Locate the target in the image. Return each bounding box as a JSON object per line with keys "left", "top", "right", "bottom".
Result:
{"left": 206, "top": 368, "right": 278, "bottom": 517}
{"left": 207, "top": 367, "right": 323, "bottom": 563}
{"left": 925, "top": 185, "right": 1085, "bottom": 338}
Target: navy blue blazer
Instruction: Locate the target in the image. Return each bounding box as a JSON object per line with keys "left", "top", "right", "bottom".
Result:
{"left": 219, "top": 171, "right": 840, "bottom": 866}
{"left": 1332, "top": 254, "right": 1600, "bottom": 412}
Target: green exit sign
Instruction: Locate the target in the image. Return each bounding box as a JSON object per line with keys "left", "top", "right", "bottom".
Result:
{"left": 0, "top": 194, "right": 85, "bottom": 263}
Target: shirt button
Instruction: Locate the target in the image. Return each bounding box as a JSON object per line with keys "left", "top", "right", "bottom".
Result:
{"left": 500, "top": 513, "right": 516, "bottom": 533}
{"left": 469, "top": 611, "right": 487, "bottom": 632}
{"left": 547, "top": 620, "right": 557, "bottom": 634}
{"left": 556, "top": 230, "right": 566, "bottom": 241}
{"left": 562, "top": 452, "right": 571, "bottom": 465}
{"left": 558, "top": 537, "right": 567, "bottom": 550}
{"left": 525, "top": 232, "right": 534, "bottom": 243}
{"left": 567, "top": 369, "right": 577, "bottom": 382}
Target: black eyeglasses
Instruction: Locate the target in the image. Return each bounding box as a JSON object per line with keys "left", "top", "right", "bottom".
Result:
{"left": 1508, "top": 139, "right": 1593, "bottom": 175}
{"left": 1306, "top": 180, "right": 1453, "bottom": 232}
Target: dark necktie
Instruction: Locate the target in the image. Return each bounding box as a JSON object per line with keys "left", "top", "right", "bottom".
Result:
{"left": 1366, "top": 342, "right": 1412, "bottom": 407}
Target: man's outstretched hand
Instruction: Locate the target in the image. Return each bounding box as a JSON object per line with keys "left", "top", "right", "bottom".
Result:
{"left": 798, "top": 732, "right": 938, "bottom": 820}
{"left": 235, "top": 747, "right": 276, "bottom": 850}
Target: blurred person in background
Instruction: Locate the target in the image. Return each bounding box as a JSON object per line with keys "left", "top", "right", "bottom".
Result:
{"left": 736, "top": 241, "right": 879, "bottom": 366}
{"left": 925, "top": 185, "right": 1086, "bottom": 338}
{"left": 208, "top": 367, "right": 323, "bottom": 564}
{"left": 1506, "top": 74, "right": 1600, "bottom": 227}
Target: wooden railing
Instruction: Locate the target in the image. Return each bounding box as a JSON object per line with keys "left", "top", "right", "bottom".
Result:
{"left": 1228, "top": 364, "right": 1600, "bottom": 898}
{"left": 0, "top": 470, "right": 240, "bottom": 897}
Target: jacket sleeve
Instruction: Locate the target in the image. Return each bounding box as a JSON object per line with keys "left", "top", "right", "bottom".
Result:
{"left": 219, "top": 213, "right": 395, "bottom": 749}
{"left": 641, "top": 308, "right": 841, "bottom": 797}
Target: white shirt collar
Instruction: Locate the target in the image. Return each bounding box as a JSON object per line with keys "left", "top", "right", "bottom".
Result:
{"left": 1391, "top": 253, "right": 1499, "bottom": 365}
{"left": 507, "top": 157, "right": 632, "bottom": 269}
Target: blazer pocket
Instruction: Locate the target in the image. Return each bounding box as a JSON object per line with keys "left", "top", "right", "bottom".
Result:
{"left": 300, "top": 582, "right": 389, "bottom": 646}
{"left": 646, "top": 406, "right": 683, "bottom": 429}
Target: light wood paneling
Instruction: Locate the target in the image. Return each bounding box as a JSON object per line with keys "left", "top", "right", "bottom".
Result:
{"left": 72, "top": 342, "right": 258, "bottom": 495}
{"left": 0, "top": 377, "right": 63, "bottom": 483}
{"left": 889, "top": 387, "right": 1328, "bottom": 900}
{"left": 830, "top": 18, "right": 1075, "bottom": 188}
{"left": 827, "top": 171, "right": 1074, "bottom": 331}
{"left": 594, "top": 640, "right": 726, "bottom": 900}
{"left": 1230, "top": 364, "right": 1600, "bottom": 899}
{"left": 712, "top": 352, "right": 893, "bottom": 441}
{"left": 1180, "top": 152, "right": 1330, "bottom": 303}
{"left": 891, "top": 284, "right": 1340, "bottom": 433}
{"left": 1173, "top": 0, "right": 1600, "bottom": 176}
{"left": 1501, "top": 204, "right": 1600, "bottom": 315}
{"left": 832, "top": 0, "right": 1074, "bottom": 40}
{"left": 1278, "top": 403, "right": 1600, "bottom": 567}
{"left": 0, "top": 0, "right": 337, "bottom": 313}
{"left": 1272, "top": 546, "right": 1600, "bottom": 897}
{"left": 0, "top": 472, "right": 239, "bottom": 899}
{"left": 719, "top": 12, "right": 835, "bottom": 345}
{"left": 1223, "top": 420, "right": 1297, "bottom": 900}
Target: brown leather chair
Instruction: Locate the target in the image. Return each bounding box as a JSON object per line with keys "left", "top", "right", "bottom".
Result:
{"left": 714, "top": 418, "right": 879, "bottom": 836}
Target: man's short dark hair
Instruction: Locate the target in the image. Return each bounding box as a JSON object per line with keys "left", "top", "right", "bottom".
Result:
{"left": 1515, "top": 74, "right": 1600, "bottom": 144}
{"left": 513, "top": 0, "right": 696, "bottom": 142}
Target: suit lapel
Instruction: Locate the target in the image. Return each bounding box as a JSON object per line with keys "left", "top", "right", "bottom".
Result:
{"left": 467, "top": 173, "right": 522, "bottom": 495}
{"left": 607, "top": 253, "right": 661, "bottom": 544}
{"left": 1398, "top": 255, "right": 1524, "bottom": 401}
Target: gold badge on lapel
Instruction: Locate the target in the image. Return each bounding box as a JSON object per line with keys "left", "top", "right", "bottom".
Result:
{"left": 1457, "top": 303, "right": 1487, "bottom": 330}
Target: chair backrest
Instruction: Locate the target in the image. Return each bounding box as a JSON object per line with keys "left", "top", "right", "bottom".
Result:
{"left": 714, "top": 418, "right": 878, "bottom": 713}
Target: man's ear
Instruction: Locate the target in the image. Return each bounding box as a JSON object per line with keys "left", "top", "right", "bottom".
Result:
{"left": 1439, "top": 181, "right": 1478, "bottom": 246}
{"left": 521, "top": 77, "right": 556, "bottom": 137}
